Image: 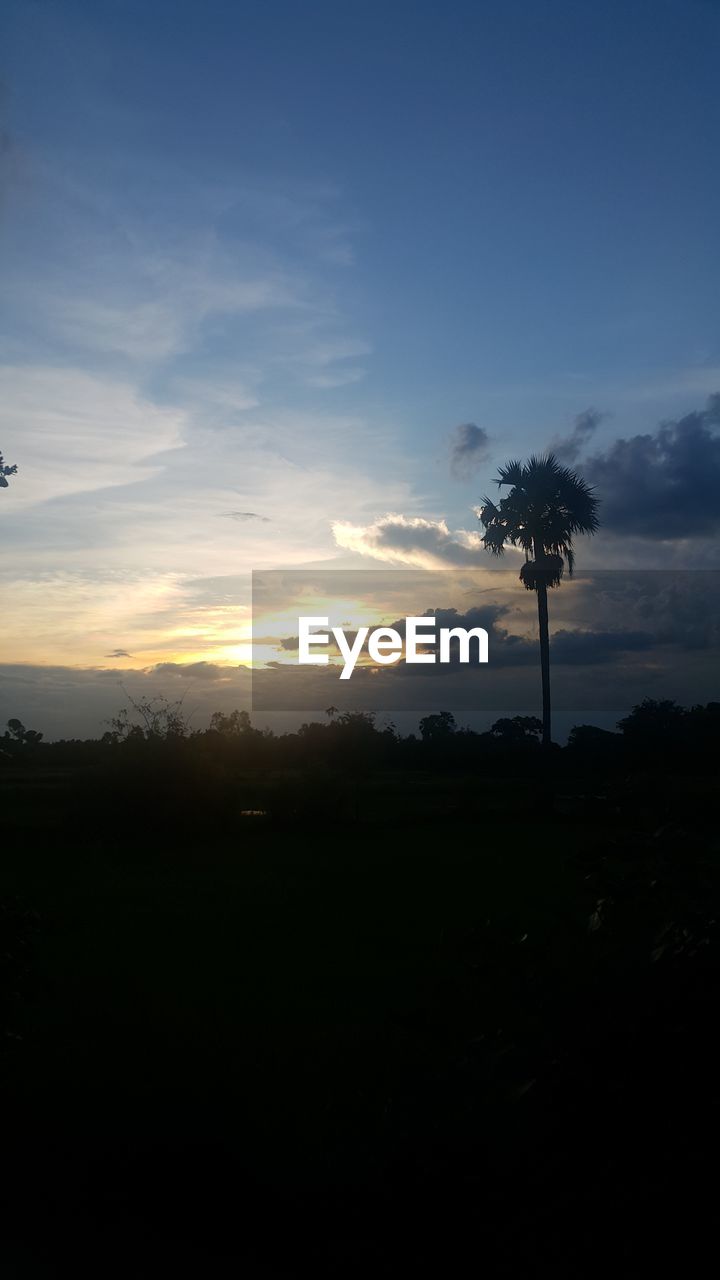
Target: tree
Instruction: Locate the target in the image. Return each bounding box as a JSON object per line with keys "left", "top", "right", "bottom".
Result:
{"left": 419, "top": 710, "right": 456, "bottom": 741}
{"left": 0, "top": 451, "right": 18, "bottom": 490}
{"left": 2, "top": 719, "right": 43, "bottom": 766}
{"left": 567, "top": 724, "right": 621, "bottom": 750}
{"left": 489, "top": 715, "right": 542, "bottom": 744}
{"left": 209, "top": 709, "right": 254, "bottom": 737}
{"left": 479, "top": 454, "right": 600, "bottom": 747}
{"left": 106, "top": 692, "right": 191, "bottom": 742}
{"left": 3, "top": 718, "right": 43, "bottom": 751}
{"left": 617, "top": 698, "right": 686, "bottom": 745}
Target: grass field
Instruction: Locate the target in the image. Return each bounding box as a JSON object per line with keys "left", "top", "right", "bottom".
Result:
{"left": 3, "top": 769, "right": 720, "bottom": 1274}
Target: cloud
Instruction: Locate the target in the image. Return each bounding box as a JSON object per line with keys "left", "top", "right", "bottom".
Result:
{"left": 449, "top": 423, "right": 490, "bottom": 479}
{"left": 585, "top": 395, "right": 720, "bottom": 538}
{"left": 152, "top": 661, "right": 231, "bottom": 680}
{"left": 566, "top": 570, "right": 720, "bottom": 651}
{"left": 2, "top": 577, "right": 714, "bottom": 740}
{"left": 0, "top": 365, "right": 186, "bottom": 506}
{"left": 0, "top": 660, "right": 252, "bottom": 739}
{"left": 296, "top": 337, "right": 370, "bottom": 389}
{"left": 169, "top": 376, "right": 260, "bottom": 416}
{"left": 220, "top": 511, "right": 271, "bottom": 523}
{"left": 382, "top": 608, "right": 657, "bottom": 670}
{"left": 46, "top": 299, "right": 189, "bottom": 362}
{"left": 269, "top": 603, "right": 661, "bottom": 673}
{"left": 105, "top": 649, "right": 133, "bottom": 658}
{"left": 332, "top": 514, "right": 486, "bottom": 568}
{"left": 551, "top": 407, "right": 606, "bottom": 463}
{"left": 300, "top": 338, "right": 371, "bottom": 367}
{"left": 546, "top": 628, "right": 655, "bottom": 664}
{"left": 38, "top": 250, "right": 310, "bottom": 364}
{"left": 251, "top": 601, "right": 701, "bottom": 730}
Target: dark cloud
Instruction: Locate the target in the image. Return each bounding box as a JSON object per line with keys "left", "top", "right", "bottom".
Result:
{"left": 152, "top": 661, "right": 231, "bottom": 680}
{"left": 105, "top": 649, "right": 133, "bottom": 658}
{"left": 567, "top": 570, "right": 720, "bottom": 649}
{"left": 269, "top": 603, "right": 661, "bottom": 675}
{"left": 585, "top": 396, "right": 720, "bottom": 538}
{"left": 449, "top": 422, "right": 490, "bottom": 479}
{"left": 275, "top": 606, "right": 505, "bottom": 660}
{"left": 385, "top": 610, "right": 656, "bottom": 671}
{"left": 548, "top": 628, "right": 655, "bottom": 664}
{"left": 388, "top": 605, "right": 503, "bottom": 652}
{"left": 220, "top": 511, "right": 270, "bottom": 523}
{"left": 251, "top": 620, "right": 707, "bottom": 730}
{"left": 551, "top": 407, "right": 605, "bottom": 463}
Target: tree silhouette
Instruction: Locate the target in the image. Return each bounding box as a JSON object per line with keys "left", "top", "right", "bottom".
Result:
{"left": 3, "top": 718, "right": 43, "bottom": 752}
{"left": 419, "top": 710, "right": 457, "bottom": 741}
{"left": 479, "top": 454, "right": 600, "bottom": 747}
{"left": 106, "top": 691, "right": 191, "bottom": 741}
{"left": 489, "top": 715, "right": 542, "bottom": 744}
{"left": 0, "top": 451, "right": 18, "bottom": 489}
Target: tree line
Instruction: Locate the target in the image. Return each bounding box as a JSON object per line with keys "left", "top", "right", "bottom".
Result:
{"left": 2, "top": 697, "right": 718, "bottom": 774}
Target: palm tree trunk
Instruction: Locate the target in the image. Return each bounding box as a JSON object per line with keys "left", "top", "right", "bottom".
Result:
{"left": 536, "top": 581, "right": 552, "bottom": 747}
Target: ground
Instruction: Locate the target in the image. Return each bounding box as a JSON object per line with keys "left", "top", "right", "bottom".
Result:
{"left": 2, "top": 767, "right": 719, "bottom": 1275}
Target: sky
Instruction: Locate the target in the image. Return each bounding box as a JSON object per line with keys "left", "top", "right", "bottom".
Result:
{"left": 1, "top": 0, "right": 719, "bottom": 736}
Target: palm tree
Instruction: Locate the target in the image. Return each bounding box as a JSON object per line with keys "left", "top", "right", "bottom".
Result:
{"left": 478, "top": 454, "right": 600, "bottom": 747}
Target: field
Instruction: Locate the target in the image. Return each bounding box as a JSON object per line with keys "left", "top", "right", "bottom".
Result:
{"left": 3, "top": 765, "right": 720, "bottom": 1275}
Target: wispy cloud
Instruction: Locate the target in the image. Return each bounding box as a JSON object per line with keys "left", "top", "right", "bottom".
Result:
{"left": 0, "top": 365, "right": 186, "bottom": 506}
{"left": 0, "top": 139, "right": 401, "bottom": 669}
{"left": 27, "top": 247, "right": 313, "bottom": 368}
{"left": 550, "top": 407, "right": 606, "bottom": 463}
{"left": 219, "top": 511, "right": 271, "bottom": 523}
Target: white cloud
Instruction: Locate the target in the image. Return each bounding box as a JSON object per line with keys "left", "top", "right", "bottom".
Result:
{"left": 0, "top": 142, "right": 401, "bottom": 669}
{"left": 0, "top": 388, "right": 418, "bottom": 665}
{"left": 36, "top": 248, "right": 309, "bottom": 364}
{"left": 332, "top": 513, "right": 489, "bottom": 569}
{"left": 281, "top": 334, "right": 371, "bottom": 389}
{"left": 0, "top": 365, "right": 186, "bottom": 506}
{"left": 44, "top": 298, "right": 187, "bottom": 361}
{"left": 168, "top": 374, "right": 261, "bottom": 416}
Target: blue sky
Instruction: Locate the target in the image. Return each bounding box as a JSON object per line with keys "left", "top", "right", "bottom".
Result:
{"left": 1, "top": 0, "right": 719, "bottom": 729}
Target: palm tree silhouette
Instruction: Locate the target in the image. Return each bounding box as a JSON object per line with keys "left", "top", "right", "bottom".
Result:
{"left": 478, "top": 454, "right": 600, "bottom": 747}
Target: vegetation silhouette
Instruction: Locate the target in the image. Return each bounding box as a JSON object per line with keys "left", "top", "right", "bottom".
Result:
{"left": 1, "top": 690, "right": 719, "bottom": 1273}
{"left": 1, "top": 695, "right": 717, "bottom": 832}
{"left": 479, "top": 454, "right": 600, "bottom": 747}
{"left": 0, "top": 448, "right": 18, "bottom": 490}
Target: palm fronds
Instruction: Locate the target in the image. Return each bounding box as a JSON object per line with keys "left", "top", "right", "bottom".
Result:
{"left": 478, "top": 452, "right": 600, "bottom": 585}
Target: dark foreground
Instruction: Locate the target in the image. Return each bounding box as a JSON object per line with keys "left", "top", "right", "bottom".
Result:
{"left": 3, "top": 766, "right": 720, "bottom": 1276}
